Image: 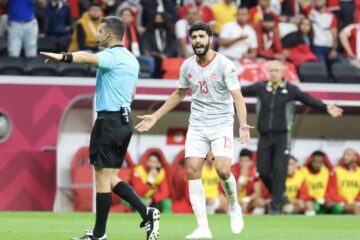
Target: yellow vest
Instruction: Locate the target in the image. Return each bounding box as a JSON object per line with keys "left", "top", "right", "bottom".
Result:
{"left": 68, "top": 12, "right": 101, "bottom": 52}
{"left": 211, "top": 2, "right": 237, "bottom": 34}
{"left": 134, "top": 165, "right": 165, "bottom": 198}
{"left": 335, "top": 166, "right": 360, "bottom": 204}
{"left": 301, "top": 166, "right": 329, "bottom": 200}
{"left": 202, "top": 164, "right": 220, "bottom": 198}
{"left": 285, "top": 169, "right": 305, "bottom": 202}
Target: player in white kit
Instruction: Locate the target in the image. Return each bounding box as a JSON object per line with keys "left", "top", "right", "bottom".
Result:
{"left": 135, "top": 22, "right": 252, "bottom": 239}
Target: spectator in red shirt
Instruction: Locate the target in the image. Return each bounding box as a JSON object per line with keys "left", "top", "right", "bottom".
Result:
{"left": 178, "top": 0, "right": 214, "bottom": 24}
{"left": 340, "top": 15, "right": 360, "bottom": 67}
{"left": 255, "top": 13, "right": 289, "bottom": 60}
{"left": 249, "top": 0, "right": 279, "bottom": 26}
{"left": 300, "top": 0, "right": 344, "bottom": 67}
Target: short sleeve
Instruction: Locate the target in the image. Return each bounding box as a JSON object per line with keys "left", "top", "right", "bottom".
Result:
{"left": 219, "top": 22, "right": 232, "bottom": 39}
{"left": 249, "top": 27, "right": 258, "bottom": 49}
{"left": 176, "top": 63, "right": 190, "bottom": 89}
{"left": 223, "top": 60, "right": 240, "bottom": 91}
{"left": 95, "top": 49, "right": 115, "bottom": 69}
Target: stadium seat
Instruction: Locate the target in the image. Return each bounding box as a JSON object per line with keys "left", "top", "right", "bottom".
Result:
{"left": 0, "top": 57, "right": 26, "bottom": 75}
{"left": 161, "top": 58, "right": 185, "bottom": 80}
{"left": 37, "top": 37, "right": 58, "bottom": 52}
{"left": 137, "top": 57, "right": 152, "bottom": 79}
{"left": 331, "top": 63, "right": 360, "bottom": 84}
{"left": 298, "top": 62, "right": 331, "bottom": 83}
{"left": 25, "top": 57, "right": 58, "bottom": 76}
{"left": 58, "top": 62, "right": 89, "bottom": 77}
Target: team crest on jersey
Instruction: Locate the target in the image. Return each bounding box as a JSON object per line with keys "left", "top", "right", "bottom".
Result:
{"left": 210, "top": 73, "right": 217, "bottom": 81}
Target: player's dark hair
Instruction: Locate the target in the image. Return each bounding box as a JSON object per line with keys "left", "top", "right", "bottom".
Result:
{"left": 311, "top": 150, "right": 325, "bottom": 158}
{"left": 239, "top": 149, "right": 252, "bottom": 159}
{"left": 189, "top": 22, "right": 213, "bottom": 37}
{"left": 101, "top": 16, "right": 126, "bottom": 40}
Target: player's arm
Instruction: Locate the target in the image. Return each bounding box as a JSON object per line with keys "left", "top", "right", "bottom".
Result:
{"left": 40, "top": 51, "right": 100, "bottom": 66}
{"left": 135, "top": 88, "right": 188, "bottom": 132}
{"left": 293, "top": 85, "right": 343, "bottom": 118}
{"left": 340, "top": 27, "right": 356, "bottom": 58}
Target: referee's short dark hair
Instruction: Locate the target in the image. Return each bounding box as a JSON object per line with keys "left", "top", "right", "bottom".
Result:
{"left": 101, "top": 16, "right": 126, "bottom": 40}
{"left": 189, "top": 22, "right": 213, "bottom": 37}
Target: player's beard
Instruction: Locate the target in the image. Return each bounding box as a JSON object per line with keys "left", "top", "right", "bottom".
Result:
{"left": 192, "top": 40, "right": 210, "bottom": 57}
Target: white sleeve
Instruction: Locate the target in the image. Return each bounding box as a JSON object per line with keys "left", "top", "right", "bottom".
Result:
{"left": 175, "top": 20, "right": 186, "bottom": 39}
{"left": 219, "top": 23, "right": 232, "bottom": 39}
{"left": 176, "top": 63, "right": 191, "bottom": 89}
{"left": 223, "top": 60, "right": 240, "bottom": 91}
{"left": 249, "top": 27, "right": 258, "bottom": 49}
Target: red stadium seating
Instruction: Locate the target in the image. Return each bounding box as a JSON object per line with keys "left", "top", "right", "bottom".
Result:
{"left": 161, "top": 58, "right": 185, "bottom": 80}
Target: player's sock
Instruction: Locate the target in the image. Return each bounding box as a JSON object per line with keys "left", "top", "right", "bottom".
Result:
{"left": 93, "top": 192, "right": 112, "bottom": 238}
{"left": 221, "top": 174, "right": 239, "bottom": 208}
{"left": 189, "top": 179, "right": 209, "bottom": 230}
{"left": 113, "top": 181, "right": 148, "bottom": 220}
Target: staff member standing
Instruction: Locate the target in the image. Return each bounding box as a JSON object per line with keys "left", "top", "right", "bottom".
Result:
{"left": 41, "top": 16, "right": 160, "bottom": 240}
{"left": 241, "top": 61, "right": 343, "bottom": 215}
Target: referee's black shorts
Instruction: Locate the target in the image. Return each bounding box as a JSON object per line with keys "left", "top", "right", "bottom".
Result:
{"left": 89, "top": 111, "right": 132, "bottom": 168}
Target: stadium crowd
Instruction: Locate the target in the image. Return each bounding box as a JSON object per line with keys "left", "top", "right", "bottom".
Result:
{"left": 0, "top": 0, "right": 360, "bottom": 81}
{"left": 132, "top": 148, "right": 360, "bottom": 215}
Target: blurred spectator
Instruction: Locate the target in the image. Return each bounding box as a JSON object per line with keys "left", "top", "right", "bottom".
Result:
{"left": 46, "top": 0, "right": 73, "bottom": 50}
{"left": 232, "top": 149, "right": 259, "bottom": 214}
{"left": 202, "top": 151, "right": 226, "bottom": 214}
{"left": 141, "top": 12, "right": 178, "bottom": 78}
{"left": 175, "top": 7, "right": 199, "bottom": 58}
{"left": 283, "top": 156, "right": 314, "bottom": 215}
{"left": 340, "top": 16, "right": 360, "bottom": 68}
{"left": 219, "top": 6, "right": 258, "bottom": 61}
{"left": 35, "top": 1, "right": 48, "bottom": 38}
{"left": 141, "top": 0, "right": 178, "bottom": 27}
{"left": 281, "top": 17, "right": 317, "bottom": 66}
{"left": 68, "top": 3, "right": 103, "bottom": 52}
{"left": 301, "top": 151, "right": 332, "bottom": 215}
{"left": 211, "top": 0, "right": 237, "bottom": 36}
{"left": 300, "top": 0, "right": 344, "bottom": 67}
{"left": 250, "top": 180, "right": 272, "bottom": 215}
{"left": 325, "top": 148, "right": 360, "bottom": 215}
{"left": 2, "top": 0, "right": 46, "bottom": 57}
{"left": 93, "top": 0, "right": 118, "bottom": 15}
{"left": 116, "top": 0, "right": 144, "bottom": 33}
{"left": 248, "top": 0, "right": 279, "bottom": 27}
{"left": 120, "top": 8, "right": 156, "bottom": 76}
{"left": 255, "top": 13, "right": 289, "bottom": 60}
{"left": 130, "top": 152, "right": 172, "bottom": 213}
{"left": 179, "top": 0, "right": 215, "bottom": 24}
{"left": 0, "top": 4, "right": 7, "bottom": 37}
{"left": 329, "top": 0, "right": 355, "bottom": 29}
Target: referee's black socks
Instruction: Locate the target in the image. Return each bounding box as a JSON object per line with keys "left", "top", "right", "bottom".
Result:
{"left": 93, "top": 192, "right": 112, "bottom": 238}
{"left": 113, "top": 181, "right": 148, "bottom": 221}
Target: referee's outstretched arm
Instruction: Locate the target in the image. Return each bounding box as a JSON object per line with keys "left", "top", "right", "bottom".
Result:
{"left": 40, "top": 51, "right": 100, "bottom": 66}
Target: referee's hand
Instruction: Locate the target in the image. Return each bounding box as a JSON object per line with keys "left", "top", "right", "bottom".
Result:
{"left": 40, "top": 52, "right": 63, "bottom": 63}
{"left": 135, "top": 115, "right": 157, "bottom": 132}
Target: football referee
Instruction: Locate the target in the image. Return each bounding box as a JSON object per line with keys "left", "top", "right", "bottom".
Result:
{"left": 241, "top": 60, "right": 343, "bottom": 215}
{"left": 41, "top": 16, "right": 160, "bottom": 240}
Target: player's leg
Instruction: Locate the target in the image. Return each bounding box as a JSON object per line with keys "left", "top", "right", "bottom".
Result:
{"left": 185, "top": 128, "right": 212, "bottom": 239}
{"left": 211, "top": 127, "right": 244, "bottom": 234}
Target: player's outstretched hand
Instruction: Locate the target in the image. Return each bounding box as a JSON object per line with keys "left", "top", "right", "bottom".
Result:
{"left": 239, "top": 125, "right": 254, "bottom": 144}
{"left": 40, "top": 52, "right": 62, "bottom": 63}
{"left": 135, "top": 115, "right": 157, "bottom": 132}
{"left": 327, "top": 105, "right": 343, "bottom": 118}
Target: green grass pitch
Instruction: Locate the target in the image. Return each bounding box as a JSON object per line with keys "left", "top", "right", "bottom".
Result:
{"left": 0, "top": 212, "right": 359, "bottom": 240}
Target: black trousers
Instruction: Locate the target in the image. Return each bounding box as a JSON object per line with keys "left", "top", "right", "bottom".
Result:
{"left": 256, "top": 132, "right": 291, "bottom": 209}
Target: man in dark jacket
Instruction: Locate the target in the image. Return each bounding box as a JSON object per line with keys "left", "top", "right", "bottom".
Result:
{"left": 241, "top": 60, "right": 343, "bottom": 214}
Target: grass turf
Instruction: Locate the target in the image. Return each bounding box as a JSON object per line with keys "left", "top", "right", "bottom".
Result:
{"left": 0, "top": 212, "right": 359, "bottom": 240}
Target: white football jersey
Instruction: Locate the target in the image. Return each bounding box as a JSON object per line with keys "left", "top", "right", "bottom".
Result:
{"left": 176, "top": 52, "right": 241, "bottom": 128}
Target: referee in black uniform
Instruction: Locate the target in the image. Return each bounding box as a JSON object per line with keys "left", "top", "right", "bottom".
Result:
{"left": 41, "top": 16, "right": 160, "bottom": 240}
{"left": 241, "top": 60, "right": 343, "bottom": 214}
